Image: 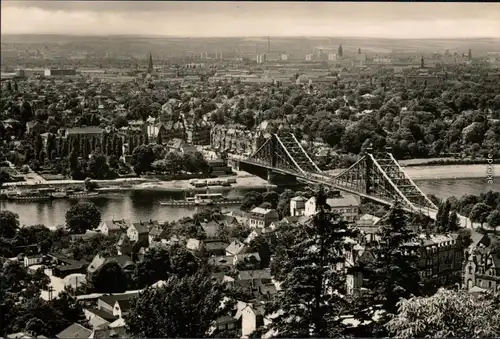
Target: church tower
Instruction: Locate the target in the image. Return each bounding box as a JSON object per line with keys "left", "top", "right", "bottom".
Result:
{"left": 420, "top": 55, "right": 425, "bottom": 68}
{"left": 338, "top": 44, "right": 343, "bottom": 58}
{"left": 147, "top": 53, "right": 154, "bottom": 74}
{"left": 468, "top": 48, "right": 472, "bottom": 61}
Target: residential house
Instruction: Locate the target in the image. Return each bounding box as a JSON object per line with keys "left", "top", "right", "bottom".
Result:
{"left": 236, "top": 270, "right": 272, "bottom": 293}
{"left": 87, "top": 254, "right": 136, "bottom": 275}
{"left": 98, "top": 219, "right": 130, "bottom": 236}
{"left": 304, "top": 195, "right": 360, "bottom": 222}
{"left": 211, "top": 272, "right": 236, "bottom": 285}
{"left": 212, "top": 315, "right": 240, "bottom": 335}
{"left": 97, "top": 293, "right": 140, "bottom": 319}
{"left": 464, "top": 244, "right": 500, "bottom": 293}
{"left": 237, "top": 302, "right": 268, "bottom": 338}
{"left": 200, "top": 220, "right": 220, "bottom": 238}
{"left": 56, "top": 323, "right": 92, "bottom": 339}
{"left": 205, "top": 240, "right": 229, "bottom": 256}
{"left": 83, "top": 308, "right": 119, "bottom": 329}
{"left": 290, "top": 196, "right": 307, "bottom": 216}
{"left": 233, "top": 253, "right": 261, "bottom": 270}
{"left": 208, "top": 255, "right": 235, "bottom": 272}
{"left": 148, "top": 225, "right": 169, "bottom": 243}
{"left": 116, "top": 234, "right": 134, "bottom": 256}
{"left": 226, "top": 240, "right": 247, "bottom": 256}
{"left": 248, "top": 207, "right": 279, "bottom": 229}
{"left": 45, "top": 253, "right": 88, "bottom": 278}
{"left": 186, "top": 238, "right": 205, "bottom": 252}
{"left": 243, "top": 227, "right": 277, "bottom": 245}
{"left": 126, "top": 221, "right": 150, "bottom": 245}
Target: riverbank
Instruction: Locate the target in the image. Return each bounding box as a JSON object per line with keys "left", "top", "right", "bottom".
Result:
{"left": 325, "top": 164, "right": 498, "bottom": 180}
{"left": 2, "top": 164, "right": 497, "bottom": 196}
{"left": 1, "top": 171, "right": 275, "bottom": 195}
{"left": 399, "top": 157, "right": 500, "bottom": 167}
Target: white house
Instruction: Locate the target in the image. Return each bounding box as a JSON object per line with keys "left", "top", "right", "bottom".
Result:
{"left": 290, "top": 196, "right": 307, "bottom": 216}
{"left": 248, "top": 207, "right": 279, "bottom": 229}
{"left": 304, "top": 195, "right": 360, "bottom": 222}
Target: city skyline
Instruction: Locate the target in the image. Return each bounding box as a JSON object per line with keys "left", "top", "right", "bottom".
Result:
{"left": 2, "top": 1, "right": 500, "bottom": 38}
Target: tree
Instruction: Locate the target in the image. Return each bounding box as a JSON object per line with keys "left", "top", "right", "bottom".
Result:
{"left": 319, "top": 121, "right": 345, "bottom": 147}
{"left": 277, "top": 189, "right": 298, "bottom": 217}
{"left": 361, "top": 202, "right": 422, "bottom": 322}
{"left": 448, "top": 211, "right": 460, "bottom": 232}
{"left": 114, "top": 116, "right": 129, "bottom": 129}
{"left": 87, "top": 260, "right": 129, "bottom": 293}
{"left": 487, "top": 210, "right": 500, "bottom": 234}
{"left": 240, "top": 191, "right": 263, "bottom": 212}
{"left": 69, "top": 149, "right": 78, "bottom": 173}
{"left": 262, "top": 191, "right": 279, "bottom": 209}
{"left": 87, "top": 149, "right": 109, "bottom": 179}
{"left": 263, "top": 187, "right": 358, "bottom": 337}
{"left": 469, "top": 202, "right": 493, "bottom": 228}
{"left": 436, "top": 200, "right": 451, "bottom": 233}
{"left": 133, "top": 246, "right": 172, "bottom": 288}
{"left": 65, "top": 202, "right": 101, "bottom": 234}
{"left": 386, "top": 289, "right": 500, "bottom": 338}
{"left": 0, "top": 210, "right": 20, "bottom": 238}
{"left": 131, "top": 145, "right": 155, "bottom": 175}
{"left": 126, "top": 273, "right": 228, "bottom": 338}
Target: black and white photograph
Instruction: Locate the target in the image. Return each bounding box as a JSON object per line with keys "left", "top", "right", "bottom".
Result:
{"left": 1, "top": 1, "right": 500, "bottom": 338}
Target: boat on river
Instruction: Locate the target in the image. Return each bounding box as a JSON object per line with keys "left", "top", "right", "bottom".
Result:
{"left": 65, "top": 189, "right": 99, "bottom": 198}
{"left": 5, "top": 187, "right": 99, "bottom": 201}
{"left": 160, "top": 193, "right": 242, "bottom": 207}
{"left": 6, "top": 189, "right": 52, "bottom": 201}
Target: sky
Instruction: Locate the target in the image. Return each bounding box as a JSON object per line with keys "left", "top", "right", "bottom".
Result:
{"left": 1, "top": 1, "right": 500, "bottom": 38}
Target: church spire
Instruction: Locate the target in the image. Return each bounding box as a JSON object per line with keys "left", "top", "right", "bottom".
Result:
{"left": 148, "top": 52, "right": 154, "bottom": 73}
{"left": 420, "top": 55, "right": 425, "bottom": 68}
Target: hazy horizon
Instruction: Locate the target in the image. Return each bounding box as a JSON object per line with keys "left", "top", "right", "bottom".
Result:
{"left": 2, "top": 1, "right": 500, "bottom": 39}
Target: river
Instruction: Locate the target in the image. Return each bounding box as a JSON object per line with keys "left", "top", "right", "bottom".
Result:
{"left": 1, "top": 178, "right": 498, "bottom": 228}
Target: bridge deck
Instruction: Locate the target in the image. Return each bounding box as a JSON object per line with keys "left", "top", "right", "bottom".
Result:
{"left": 236, "top": 156, "right": 476, "bottom": 227}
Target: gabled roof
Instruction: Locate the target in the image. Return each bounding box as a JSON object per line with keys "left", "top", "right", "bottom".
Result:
{"left": 130, "top": 222, "right": 149, "bottom": 234}
{"left": 56, "top": 323, "right": 92, "bottom": 339}
{"left": 99, "top": 292, "right": 139, "bottom": 308}
{"left": 205, "top": 241, "right": 229, "bottom": 251}
{"left": 238, "top": 269, "right": 271, "bottom": 281}
{"left": 226, "top": 240, "right": 247, "bottom": 256}
{"left": 85, "top": 307, "right": 119, "bottom": 322}
{"left": 250, "top": 207, "right": 276, "bottom": 215}
{"left": 326, "top": 195, "right": 360, "bottom": 208}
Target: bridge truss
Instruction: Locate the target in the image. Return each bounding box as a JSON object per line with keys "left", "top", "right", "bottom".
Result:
{"left": 244, "top": 132, "right": 438, "bottom": 213}
{"left": 248, "top": 132, "right": 322, "bottom": 176}
{"left": 332, "top": 151, "right": 438, "bottom": 211}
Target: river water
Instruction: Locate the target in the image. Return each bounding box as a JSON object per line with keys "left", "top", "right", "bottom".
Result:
{"left": 1, "top": 178, "right": 498, "bottom": 228}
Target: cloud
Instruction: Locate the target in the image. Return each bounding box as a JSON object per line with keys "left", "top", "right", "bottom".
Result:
{"left": 1, "top": 1, "right": 499, "bottom": 38}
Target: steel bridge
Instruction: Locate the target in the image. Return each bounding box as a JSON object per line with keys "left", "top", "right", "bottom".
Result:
{"left": 234, "top": 131, "right": 468, "bottom": 222}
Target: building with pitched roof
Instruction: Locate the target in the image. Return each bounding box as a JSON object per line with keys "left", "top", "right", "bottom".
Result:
{"left": 248, "top": 207, "right": 279, "bottom": 229}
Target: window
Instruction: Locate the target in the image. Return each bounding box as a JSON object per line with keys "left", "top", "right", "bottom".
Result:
{"left": 489, "top": 281, "right": 492, "bottom": 288}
